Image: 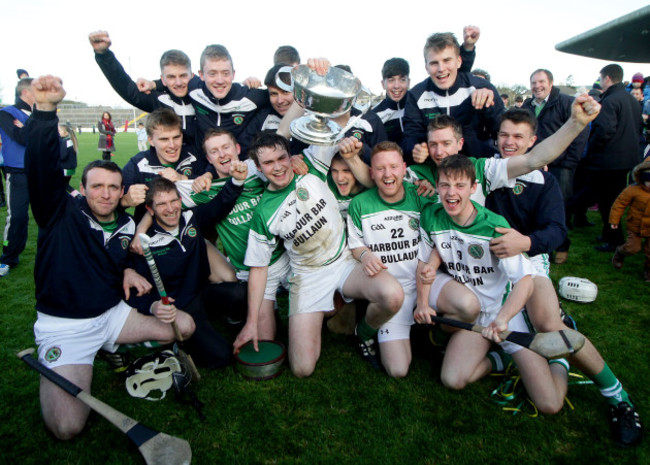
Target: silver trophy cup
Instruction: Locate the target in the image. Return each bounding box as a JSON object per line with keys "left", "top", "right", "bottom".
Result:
{"left": 288, "top": 65, "right": 363, "bottom": 146}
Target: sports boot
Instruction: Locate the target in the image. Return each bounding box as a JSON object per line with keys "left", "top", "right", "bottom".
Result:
{"left": 611, "top": 249, "right": 625, "bottom": 269}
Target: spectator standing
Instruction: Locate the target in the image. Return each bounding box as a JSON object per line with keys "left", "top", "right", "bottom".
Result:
{"left": 97, "top": 111, "right": 115, "bottom": 160}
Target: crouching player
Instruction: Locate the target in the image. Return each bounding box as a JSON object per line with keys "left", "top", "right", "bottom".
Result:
{"left": 415, "top": 155, "right": 568, "bottom": 414}
{"left": 26, "top": 76, "right": 195, "bottom": 440}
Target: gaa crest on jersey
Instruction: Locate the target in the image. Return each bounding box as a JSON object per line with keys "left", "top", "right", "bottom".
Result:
{"left": 233, "top": 114, "right": 244, "bottom": 125}
{"left": 512, "top": 182, "right": 525, "bottom": 195}
{"left": 351, "top": 130, "right": 363, "bottom": 140}
{"left": 409, "top": 218, "right": 419, "bottom": 231}
{"left": 45, "top": 346, "right": 62, "bottom": 363}
{"left": 187, "top": 227, "right": 197, "bottom": 237}
{"left": 468, "top": 243, "right": 484, "bottom": 259}
{"left": 297, "top": 187, "right": 309, "bottom": 201}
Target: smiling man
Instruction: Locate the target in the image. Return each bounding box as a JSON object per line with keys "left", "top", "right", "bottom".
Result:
{"left": 121, "top": 108, "right": 207, "bottom": 222}
{"left": 238, "top": 129, "right": 404, "bottom": 377}
{"left": 402, "top": 28, "right": 505, "bottom": 161}
{"left": 25, "top": 76, "right": 196, "bottom": 441}
{"left": 346, "top": 142, "right": 436, "bottom": 377}
{"left": 89, "top": 31, "right": 198, "bottom": 149}
{"left": 522, "top": 69, "right": 589, "bottom": 264}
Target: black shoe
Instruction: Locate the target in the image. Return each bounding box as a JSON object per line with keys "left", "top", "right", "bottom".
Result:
{"left": 559, "top": 303, "right": 578, "bottom": 330}
{"left": 595, "top": 243, "right": 616, "bottom": 252}
{"left": 609, "top": 401, "right": 643, "bottom": 447}
{"left": 354, "top": 327, "right": 382, "bottom": 371}
{"left": 98, "top": 349, "right": 130, "bottom": 373}
{"left": 612, "top": 250, "right": 625, "bottom": 269}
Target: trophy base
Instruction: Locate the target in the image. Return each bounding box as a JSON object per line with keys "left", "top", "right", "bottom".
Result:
{"left": 290, "top": 117, "right": 342, "bottom": 146}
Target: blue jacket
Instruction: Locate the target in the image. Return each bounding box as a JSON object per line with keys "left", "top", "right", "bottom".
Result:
{"left": 401, "top": 71, "right": 504, "bottom": 160}
{"left": 0, "top": 101, "right": 30, "bottom": 169}
{"left": 25, "top": 109, "right": 136, "bottom": 319}
{"left": 522, "top": 87, "right": 589, "bottom": 170}
{"left": 128, "top": 180, "right": 242, "bottom": 314}
{"left": 122, "top": 146, "right": 207, "bottom": 222}
{"left": 485, "top": 167, "right": 567, "bottom": 257}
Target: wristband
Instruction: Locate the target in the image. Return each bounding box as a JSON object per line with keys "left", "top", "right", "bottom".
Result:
{"left": 359, "top": 249, "right": 369, "bottom": 261}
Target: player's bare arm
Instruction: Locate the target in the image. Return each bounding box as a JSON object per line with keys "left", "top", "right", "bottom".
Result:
{"left": 482, "top": 274, "right": 533, "bottom": 343}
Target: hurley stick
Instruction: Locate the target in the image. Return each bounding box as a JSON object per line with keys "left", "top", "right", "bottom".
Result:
{"left": 138, "top": 234, "right": 201, "bottom": 382}
{"left": 17, "top": 348, "right": 192, "bottom": 465}
{"left": 428, "top": 315, "right": 585, "bottom": 359}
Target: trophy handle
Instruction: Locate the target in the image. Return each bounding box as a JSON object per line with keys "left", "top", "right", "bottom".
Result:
{"left": 275, "top": 66, "right": 295, "bottom": 92}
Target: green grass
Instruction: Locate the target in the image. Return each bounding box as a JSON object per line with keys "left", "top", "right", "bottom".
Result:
{"left": 1, "top": 133, "right": 648, "bottom": 464}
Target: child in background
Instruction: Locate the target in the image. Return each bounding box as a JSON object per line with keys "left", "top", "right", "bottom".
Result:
{"left": 58, "top": 123, "right": 79, "bottom": 195}
{"left": 610, "top": 159, "right": 650, "bottom": 281}
{"left": 136, "top": 121, "right": 148, "bottom": 152}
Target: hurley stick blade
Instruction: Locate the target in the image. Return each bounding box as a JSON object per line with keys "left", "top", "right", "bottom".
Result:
{"left": 17, "top": 348, "right": 192, "bottom": 465}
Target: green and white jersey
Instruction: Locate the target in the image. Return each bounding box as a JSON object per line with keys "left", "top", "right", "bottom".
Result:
{"left": 326, "top": 174, "right": 366, "bottom": 220}
{"left": 347, "top": 183, "right": 433, "bottom": 292}
{"left": 406, "top": 155, "right": 513, "bottom": 206}
{"left": 175, "top": 159, "right": 282, "bottom": 271}
{"left": 419, "top": 201, "right": 533, "bottom": 315}
{"left": 245, "top": 145, "right": 347, "bottom": 273}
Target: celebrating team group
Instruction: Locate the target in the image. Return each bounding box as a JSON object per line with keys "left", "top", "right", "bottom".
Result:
{"left": 11, "top": 25, "right": 643, "bottom": 447}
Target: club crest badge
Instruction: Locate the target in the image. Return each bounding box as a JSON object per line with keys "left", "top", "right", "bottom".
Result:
{"left": 187, "top": 227, "right": 197, "bottom": 237}
{"left": 182, "top": 168, "right": 192, "bottom": 177}
{"left": 121, "top": 237, "right": 130, "bottom": 250}
{"left": 45, "top": 346, "right": 62, "bottom": 363}
{"left": 409, "top": 218, "right": 419, "bottom": 231}
{"left": 513, "top": 182, "right": 525, "bottom": 195}
{"left": 468, "top": 243, "right": 484, "bottom": 259}
{"left": 233, "top": 115, "right": 244, "bottom": 125}
{"left": 352, "top": 130, "right": 363, "bottom": 140}
{"left": 297, "top": 187, "right": 309, "bottom": 201}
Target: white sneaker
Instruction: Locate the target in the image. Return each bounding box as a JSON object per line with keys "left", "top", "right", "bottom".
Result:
{"left": 0, "top": 264, "right": 10, "bottom": 277}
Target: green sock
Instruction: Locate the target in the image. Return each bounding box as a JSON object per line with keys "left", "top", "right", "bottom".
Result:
{"left": 591, "top": 363, "right": 632, "bottom": 406}
{"left": 356, "top": 317, "right": 377, "bottom": 342}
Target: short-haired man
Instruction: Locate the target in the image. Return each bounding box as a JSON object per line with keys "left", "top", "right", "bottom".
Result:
{"left": 514, "top": 95, "right": 524, "bottom": 108}
{"left": 273, "top": 45, "right": 300, "bottom": 66}
{"left": 373, "top": 26, "right": 479, "bottom": 155}
{"left": 237, "top": 130, "right": 404, "bottom": 377}
{"left": 0, "top": 77, "right": 34, "bottom": 276}
{"left": 174, "top": 128, "right": 291, "bottom": 343}
{"left": 346, "top": 142, "right": 440, "bottom": 377}
{"left": 415, "top": 155, "right": 570, "bottom": 415}
{"left": 187, "top": 44, "right": 273, "bottom": 149}
{"left": 25, "top": 76, "right": 195, "bottom": 440}
{"left": 576, "top": 64, "right": 643, "bottom": 252}
{"left": 236, "top": 64, "right": 296, "bottom": 157}
{"left": 407, "top": 93, "right": 601, "bottom": 206}
{"left": 486, "top": 109, "right": 643, "bottom": 447}
{"left": 89, "top": 31, "right": 198, "bottom": 149}
{"left": 129, "top": 174, "right": 245, "bottom": 368}
{"left": 121, "top": 108, "right": 207, "bottom": 222}
{"left": 402, "top": 29, "right": 505, "bottom": 161}
{"left": 522, "top": 69, "right": 589, "bottom": 264}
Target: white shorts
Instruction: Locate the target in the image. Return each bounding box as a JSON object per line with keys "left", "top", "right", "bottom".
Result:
{"left": 34, "top": 301, "right": 133, "bottom": 368}
{"left": 426, "top": 272, "right": 455, "bottom": 308}
{"left": 529, "top": 253, "right": 550, "bottom": 279}
{"left": 237, "top": 253, "right": 291, "bottom": 301}
{"left": 287, "top": 251, "right": 356, "bottom": 316}
{"left": 378, "top": 290, "right": 416, "bottom": 343}
{"left": 477, "top": 309, "right": 531, "bottom": 355}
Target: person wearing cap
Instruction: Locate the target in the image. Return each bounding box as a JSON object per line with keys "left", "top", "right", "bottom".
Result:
{"left": 626, "top": 72, "right": 650, "bottom": 101}
{"left": 16, "top": 69, "right": 29, "bottom": 79}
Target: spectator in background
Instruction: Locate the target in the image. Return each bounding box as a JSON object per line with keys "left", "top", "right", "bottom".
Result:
{"left": 136, "top": 121, "right": 148, "bottom": 152}
{"left": 626, "top": 72, "right": 650, "bottom": 101}
{"left": 0, "top": 78, "right": 34, "bottom": 277}
{"left": 16, "top": 69, "right": 29, "bottom": 79}
{"left": 500, "top": 93, "right": 509, "bottom": 107}
{"left": 522, "top": 69, "right": 589, "bottom": 264}
{"left": 97, "top": 111, "right": 115, "bottom": 161}
{"left": 472, "top": 68, "right": 490, "bottom": 81}
{"left": 577, "top": 64, "right": 642, "bottom": 252}
{"left": 514, "top": 95, "right": 524, "bottom": 108}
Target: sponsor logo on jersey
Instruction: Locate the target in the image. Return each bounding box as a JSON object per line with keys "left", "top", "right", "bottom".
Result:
{"left": 450, "top": 235, "right": 465, "bottom": 244}
{"left": 45, "top": 346, "right": 62, "bottom": 363}
{"left": 468, "top": 243, "right": 484, "bottom": 259}
{"left": 233, "top": 115, "right": 244, "bottom": 125}
{"left": 187, "top": 227, "right": 197, "bottom": 237}
{"left": 408, "top": 218, "right": 419, "bottom": 231}
{"left": 384, "top": 214, "right": 403, "bottom": 221}
{"left": 513, "top": 182, "right": 525, "bottom": 195}
{"left": 297, "top": 187, "right": 309, "bottom": 201}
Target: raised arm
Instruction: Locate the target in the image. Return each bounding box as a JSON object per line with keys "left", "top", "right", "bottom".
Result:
{"left": 506, "top": 94, "right": 601, "bottom": 178}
